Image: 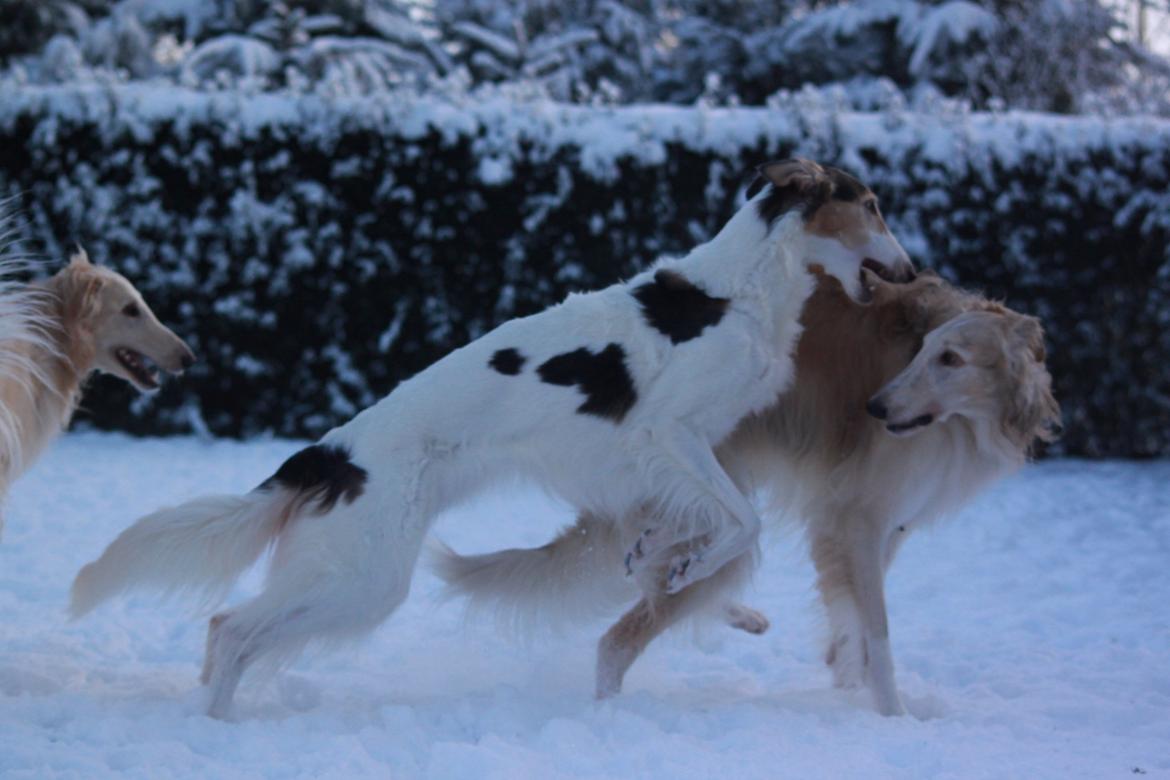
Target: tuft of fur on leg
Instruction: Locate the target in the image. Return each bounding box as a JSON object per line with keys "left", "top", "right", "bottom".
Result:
{"left": 70, "top": 492, "right": 290, "bottom": 618}
{"left": 428, "top": 512, "right": 636, "bottom": 633}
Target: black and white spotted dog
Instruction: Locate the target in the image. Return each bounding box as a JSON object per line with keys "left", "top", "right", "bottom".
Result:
{"left": 71, "top": 159, "right": 912, "bottom": 718}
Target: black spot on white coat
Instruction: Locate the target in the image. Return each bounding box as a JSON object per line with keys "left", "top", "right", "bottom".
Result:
{"left": 537, "top": 343, "right": 637, "bottom": 422}
{"left": 258, "top": 444, "right": 368, "bottom": 513}
{"left": 632, "top": 269, "right": 729, "bottom": 344}
{"left": 489, "top": 348, "right": 526, "bottom": 375}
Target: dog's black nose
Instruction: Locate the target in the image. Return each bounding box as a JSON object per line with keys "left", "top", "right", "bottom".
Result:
{"left": 181, "top": 352, "right": 196, "bottom": 370}
{"left": 866, "top": 398, "right": 888, "bottom": 420}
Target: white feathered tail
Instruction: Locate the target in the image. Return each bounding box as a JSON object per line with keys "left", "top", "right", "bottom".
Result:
{"left": 70, "top": 491, "right": 288, "bottom": 617}
{"left": 429, "top": 512, "right": 636, "bottom": 631}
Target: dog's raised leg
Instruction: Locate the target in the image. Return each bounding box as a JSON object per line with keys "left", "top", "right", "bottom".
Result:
{"left": 626, "top": 427, "right": 762, "bottom": 594}
{"left": 597, "top": 552, "right": 755, "bottom": 698}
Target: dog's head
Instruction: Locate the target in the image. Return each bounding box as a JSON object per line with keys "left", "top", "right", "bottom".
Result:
{"left": 51, "top": 249, "right": 195, "bottom": 392}
{"left": 746, "top": 158, "right": 915, "bottom": 301}
{"left": 865, "top": 307, "right": 1062, "bottom": 448}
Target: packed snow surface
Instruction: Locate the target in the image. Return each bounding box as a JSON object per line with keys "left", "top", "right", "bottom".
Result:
{"left": 0, "top": 432, "right": 1167, "bottom": 778}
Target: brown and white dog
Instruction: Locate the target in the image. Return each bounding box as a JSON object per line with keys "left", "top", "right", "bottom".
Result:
{"left": 433, "top": 269, "right": 1061, "bottom": 716}
{"left": 0, "top": 248, "right": 194, "bottom": 534}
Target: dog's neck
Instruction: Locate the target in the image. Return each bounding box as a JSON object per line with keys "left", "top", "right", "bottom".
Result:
{"left": 41, "top": 274, "right": 96, "bottom": 414}
{"left": 669, "top": 208, "right": 812, "bottom": 343}
{"left": 12, "top": 278, "right": 97, "bottom": 463}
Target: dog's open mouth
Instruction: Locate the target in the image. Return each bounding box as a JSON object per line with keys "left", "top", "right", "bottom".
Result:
{"left": 115, "top": 347, "right": 161, "bottom": 390}
{"left": 861, "top": 258, "right": 897, "bottom": 283}
{"left": 886, "top": 414, "right": 934, "bottom": 435}
{"left": 857, "top": 258, "right": 896, "bottom": 301}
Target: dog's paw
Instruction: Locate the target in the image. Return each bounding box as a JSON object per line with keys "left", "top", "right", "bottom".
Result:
{"left": 623, "top": 528, "right": 659, "bottom": 576}
{"left": 826, "top": 633, "right": 866, "bottom": 689}
{"left": 724, "top": 603, "right": 770, "bottom": 635}
{"left": 664, "top": 552, "right": 707, "bottom": 593}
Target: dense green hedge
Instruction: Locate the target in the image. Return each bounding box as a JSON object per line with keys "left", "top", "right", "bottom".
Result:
{"left": 1, "top": 86, "right": 1167, "bottom": 457}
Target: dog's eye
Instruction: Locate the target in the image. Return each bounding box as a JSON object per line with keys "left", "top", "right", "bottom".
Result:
{"left": 939, "top": 350, "right": 963, "bottom": 367}
{"left": 122, "top": 303, "right": 141, "bottom": 318}
{"left": 866, "top": 200, "right": 880, "bottom": 216}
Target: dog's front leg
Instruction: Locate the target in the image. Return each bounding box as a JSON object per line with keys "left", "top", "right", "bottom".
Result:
{"left": 627, "top": 426, "right": 762, "bottom": 594}
{"left": 845, "top": 521, "right": 905, "bottom": 716}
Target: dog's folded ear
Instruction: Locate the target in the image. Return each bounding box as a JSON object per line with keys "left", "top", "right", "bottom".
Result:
{"left": 1011, "top": 314, "right": 1047, "bottom": 363}
{"left": 1003, "top": 312, "right": 1061, "bottom": 447}
{"left": 746, "top": 158, "right": 831, "bottom": 200}
{"left": 55, "top": 251, "right": 107, "bottom": 327}
{"left": 68, "top": 245, "right": 92, "bottom": 269}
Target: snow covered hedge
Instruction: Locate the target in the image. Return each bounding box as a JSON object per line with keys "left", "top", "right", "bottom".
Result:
{"left": 1, "top": 85, "right": 1167, "bottom": 457}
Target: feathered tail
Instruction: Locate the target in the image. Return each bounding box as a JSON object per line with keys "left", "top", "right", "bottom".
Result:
{"left": 70, "top": 492, "right": 288, "bottom": 617}
{"left": 429, "top": 512, "right": 637, "bottom": 632}
{"left": 71, "top": 442, "right": 369, "bottom": 617}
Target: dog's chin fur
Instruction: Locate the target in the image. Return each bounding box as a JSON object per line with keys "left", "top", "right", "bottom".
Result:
{"left": 431, "top": 272, "right": 1058, "bottom": 714}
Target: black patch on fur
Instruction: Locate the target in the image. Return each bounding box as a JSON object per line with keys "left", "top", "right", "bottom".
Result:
{"left": 489, "top": 348, "right": 526, "bottom": 375}
{"left": 632, "top": 269, "right": 729, "bottom": 344}
{"left": 537, "top": 343, "right": 637, "bottom": 422}
{"left": 756, "top": 182, "right": 818, "bottom": 229}
{"left": 748, "top": 163, "right": 870, "bottom": 229}
{"left": 259, "top": 444, "right": 368, "bottom": 512}
{"left": 827, "top": 167, "right": 869, "bottom": 202}
{"left": 745, "top": 171, "right": 769, "bottom": 200}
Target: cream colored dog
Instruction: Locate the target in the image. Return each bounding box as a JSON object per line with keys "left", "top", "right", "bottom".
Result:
{"left": 0, "top": 248, "right": 194, "bottom": 533}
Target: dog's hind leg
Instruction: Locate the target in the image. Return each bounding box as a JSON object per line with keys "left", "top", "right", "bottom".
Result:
{"left": 203, "top": 568, "right": 413, "bottom": 719}
{"left": 597, "top": 551, "right": 754, "bottom": 698}
{"left": 201, "top": 489, "right": 424, "bottom": 719}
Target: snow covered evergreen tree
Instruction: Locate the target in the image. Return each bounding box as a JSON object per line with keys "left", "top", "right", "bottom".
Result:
{"left": 2, "top": 1, "right": 1167, "bottom": 110}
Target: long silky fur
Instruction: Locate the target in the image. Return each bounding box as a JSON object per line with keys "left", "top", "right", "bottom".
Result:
{"left": 0, "top": 208, "right": 63, "bottom": 535}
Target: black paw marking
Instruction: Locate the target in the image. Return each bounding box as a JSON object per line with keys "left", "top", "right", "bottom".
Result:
{"left": 537, "top": 343, "right": 637, "bottom": 422}
{"left": 258, "top": 444, "right": 367, "bottom": 513}
{"left": 632, "top": 269, "right": 729, "bottom": 344}
{"left": 624, "top": 529, "right": 653, "bottom": 575}
{"left": 489, "top": 348, "right": 526, "bottom": 375}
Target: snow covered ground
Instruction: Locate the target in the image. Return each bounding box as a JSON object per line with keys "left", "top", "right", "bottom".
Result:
{"left": 0, "top": 432, "right": 1167, "bottom": 779}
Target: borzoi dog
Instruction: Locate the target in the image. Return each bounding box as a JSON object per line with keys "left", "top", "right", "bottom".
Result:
{"left": 0, "top": 247, "right": 194, "bottom": 535}
{"left": 434, "top": 271, "right": 1061, "bottom": 716}
{"left": 70, "top": 159, "right": 912, "bottom": 718}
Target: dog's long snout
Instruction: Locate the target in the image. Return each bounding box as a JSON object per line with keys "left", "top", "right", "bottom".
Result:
{"left": 866, "top": 397, "right": 888, "bottom": 420}
{"left": 173, "top": 341, "right": 197, "bottom": 373}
